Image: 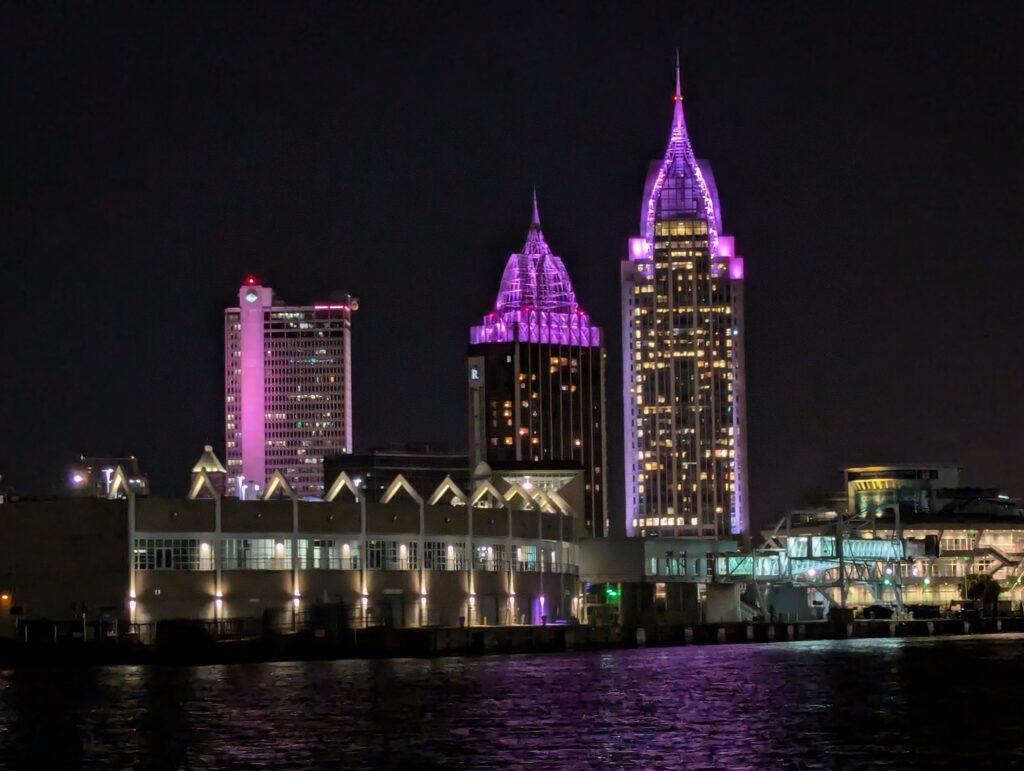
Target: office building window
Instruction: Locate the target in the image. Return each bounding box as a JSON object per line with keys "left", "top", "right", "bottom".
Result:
{"left": 133, "top": 538, "right": 203, "bottom": 570}
{"left": 222, "top": 538, "right": 292, "bottom": 570}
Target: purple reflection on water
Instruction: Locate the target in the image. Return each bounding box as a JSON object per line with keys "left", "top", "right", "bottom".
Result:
{"left": 2, "top": 637, "right": 1023, "bottom": 768}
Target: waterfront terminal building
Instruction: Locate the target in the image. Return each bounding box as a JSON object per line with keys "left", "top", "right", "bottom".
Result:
{"left": 0, "top": 449, "right": 583, "bottom": 633}
{"left": 736, "top": 464, "right": 1024, "bottom": 610}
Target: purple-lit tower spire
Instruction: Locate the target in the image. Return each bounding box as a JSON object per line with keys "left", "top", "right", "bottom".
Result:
{"left": 622, "top": 57, "right": 749, "bottom": 539}
{"left": 469, "top": 193, "right": 608, "bottom": 536}
{"left": 471, "top": 190, "right": 600, "bottom": 347}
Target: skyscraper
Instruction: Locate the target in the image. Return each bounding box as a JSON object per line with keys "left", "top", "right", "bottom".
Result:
{"left": 622, "top": 61, "right": 748, "bottom": 538}
{"left": 469, "top": 194, "right": 608, "bottom": 536}
{"left": 224, "top": 275, "right": 356, "bottom": 498}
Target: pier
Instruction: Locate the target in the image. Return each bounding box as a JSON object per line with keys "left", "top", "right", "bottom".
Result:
{"left": 1, "top": 616, "right": 1022, "bottom": 668}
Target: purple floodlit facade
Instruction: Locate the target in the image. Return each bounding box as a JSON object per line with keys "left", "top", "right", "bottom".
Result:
{"left": 470, "top": 194, "right": 601, "bottom": 348}
{"left": 622, "top": 61, "right": 749, "bottom": 539}
{"left": 469, "top": 195, "right": 609, "bottom": 536}
{"left": 225, "top": 277, "right": 356, "bottom": 499}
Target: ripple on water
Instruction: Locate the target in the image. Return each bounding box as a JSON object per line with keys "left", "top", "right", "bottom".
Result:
{"left": 1, "top": 635, "right": 1023, "bottom": 769}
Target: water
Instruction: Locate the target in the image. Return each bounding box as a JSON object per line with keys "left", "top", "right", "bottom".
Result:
{"left": 1, "top": 634, "right": 1023, "bottom": 769}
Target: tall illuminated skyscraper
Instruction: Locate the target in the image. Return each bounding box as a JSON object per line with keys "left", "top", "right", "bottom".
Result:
{"left": 469, "top": 194, "right": 608, "bottom": 536}
{"left": 224, "top": 275, "right": 357, "bottom": 498}
{"left": 622, "top": 61, "right": 748, "bottom": 538}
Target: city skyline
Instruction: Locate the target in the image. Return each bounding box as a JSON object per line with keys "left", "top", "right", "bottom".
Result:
{"left": 3, "top": 5, "right": 1024, "bottom": 531}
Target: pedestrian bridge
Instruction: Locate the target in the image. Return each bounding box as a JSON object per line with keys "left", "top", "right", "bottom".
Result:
{"left": 716, "top": 536, "right": 906, "bottom": 581}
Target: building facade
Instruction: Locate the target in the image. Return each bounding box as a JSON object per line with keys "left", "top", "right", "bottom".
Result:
{"left": 0, "top": 451, "right": 583, "bottom": 633}
{"left": 469, "top": 194, "right": 608, "bottom": 537}
{"left": 622, "top": 63, "right": 748, "bottom": 539}
{"left": 224, "top": 276, "right": 356, "bottom": 499}
{"left": 727, "top": 464, "right": 1024, "bottom": 610}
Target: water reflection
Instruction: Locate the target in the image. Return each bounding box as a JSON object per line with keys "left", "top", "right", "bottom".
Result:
{"left": 1, "top": 635, "right": 1022, "bottom": 768}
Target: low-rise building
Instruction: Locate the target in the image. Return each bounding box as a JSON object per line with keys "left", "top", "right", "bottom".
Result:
{"left": 0, "top": 450, "right": 583, "bottom": 635}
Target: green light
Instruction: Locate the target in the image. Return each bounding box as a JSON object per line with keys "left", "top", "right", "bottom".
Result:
{"left": 883, "top": 578, "right": 891, "bottom": 586}
{"left": 923, "top": 578, "right": 931, "bottom": 586}
{"left": 604, "top": 586, "right": 620, "bottom": 600}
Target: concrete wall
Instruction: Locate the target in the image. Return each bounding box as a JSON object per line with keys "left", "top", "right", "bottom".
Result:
{"left": 578, "top": 538, "right": 645, "bottom": 583}
{"left": 704, "top": 583, "right": 741, "bottom": 623}
{"left": 767, "top": 583, "right": 814, "bottom": 621}
{"left": 0, "top": 499, "right": 128, "bottom": 630}
{"left": 300, "top": 500, "right": 361, "bottom": 532}
{"left": 136, "top": 497, "right": 215, "bottom": 531}
{"left": 222, "top": 498, "right": 292, "bottom": 534}
{"left": 663, "top": 583, "right": 700, "bottom": 625}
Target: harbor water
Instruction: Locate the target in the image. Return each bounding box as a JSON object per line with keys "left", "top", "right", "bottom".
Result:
{"left": 2, "top": 633, "right": 1023, "bottom": 769}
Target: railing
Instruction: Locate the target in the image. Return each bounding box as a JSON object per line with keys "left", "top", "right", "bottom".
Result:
{"left": 135, "top": 549, "right": 577, "bottom": 575}
{"left": 301, "top": 557, "right": 361, "bottom": 570}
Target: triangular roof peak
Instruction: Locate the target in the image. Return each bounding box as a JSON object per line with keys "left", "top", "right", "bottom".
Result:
{"left": 188, "top": 469, "right": 223, "bottom": 501}
{"left": 192, "top": 444, "right": 227, "bottom": 474}
{"left": 381, "top": 474, "right": 424, "bottom": 505}
{"left": 503, "top": 483, "right": 536, "bottom": 510}
{"left": 428, "top": 476, "right": 469, "bottom": 505}
{"left": 107, "top": 466, "right": 133, "bottom": 500}
{"left": 263, "top": 470, "right": 297, "bottom": 500}
{"left": 324, "top": 471, "right": 363, "bottom": 502}
{"left": 470, "top": 480, "right": 509, "bottom": 509}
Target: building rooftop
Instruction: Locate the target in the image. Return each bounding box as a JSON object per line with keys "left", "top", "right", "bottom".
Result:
{"left": 470, "top": 191, "right": 600, "bottom": 347}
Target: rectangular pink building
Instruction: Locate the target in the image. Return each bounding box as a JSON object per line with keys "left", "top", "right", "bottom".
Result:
{"left": 224, "top": 276, "right": 356, "bottom": 498}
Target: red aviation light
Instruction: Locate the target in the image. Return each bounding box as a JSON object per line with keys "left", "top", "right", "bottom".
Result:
{"left": 244, "top": 274, "right": 259, "bottom": 286}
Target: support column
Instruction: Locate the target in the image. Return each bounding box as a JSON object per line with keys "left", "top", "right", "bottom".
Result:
{"left": 291, "top": 496, "right": 299, "bottom": 629}
{"left": 704, "top": 583, "right": 741, "bottom": 623}
{"left": 359, "top": 491, "right": 368, "bottom": 627}
{"left": 467, "top": 499, "right": 474, "bottom": 626}
{"left": 214, "top": 494, "right": 223, "bottom": 624}
{"left": 537, "top": 506, "right": 545, "bottom": 623}
{"left": 558, "top": 508, "right": 565, "bottom": 620}
{"left": 127, "top": 492, "right": 136, "bottom": 624}
{"left": 418, "top": 497, "right": 426, "bottom": 627}
{"left": 507, "top": 501, "right": 515, "bottom": 624}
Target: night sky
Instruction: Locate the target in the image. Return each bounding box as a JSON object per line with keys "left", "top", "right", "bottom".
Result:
{"left": 3, "top": 3, "right": 1024, "bottom": 530}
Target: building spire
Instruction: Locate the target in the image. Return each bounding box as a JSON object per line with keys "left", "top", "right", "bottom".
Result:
{"left": 675, "top": 48, "right": 682, "bottom": 101}
{"left": 673, "top": 49, "right": 684, "bottom": 129}
{"left": 524, "top": 187, "right": 547, "bottom": 252}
